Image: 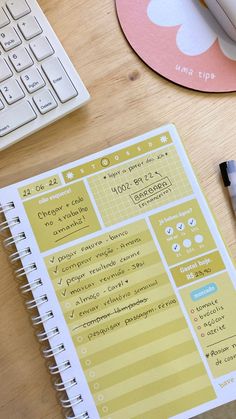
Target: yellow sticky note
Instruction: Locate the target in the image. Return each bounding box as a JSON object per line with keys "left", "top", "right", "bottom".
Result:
{"left": 23, "top": 182, "right": 101, "bottom": 251}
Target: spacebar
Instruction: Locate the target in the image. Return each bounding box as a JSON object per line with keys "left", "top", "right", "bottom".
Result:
{"left": 0, "top": 101, "right": 37, "bottom": 137}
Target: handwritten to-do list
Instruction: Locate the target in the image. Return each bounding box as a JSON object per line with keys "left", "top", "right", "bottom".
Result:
{"left": 45, "top": 221, "right": 215, "bottom": 418}
{"left": 17, "top": 125, "right": 236, "bottom": 419}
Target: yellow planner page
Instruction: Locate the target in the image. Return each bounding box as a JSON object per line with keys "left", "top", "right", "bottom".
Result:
{"left": 12, "top": 124, "right": 236, "bottom": 419}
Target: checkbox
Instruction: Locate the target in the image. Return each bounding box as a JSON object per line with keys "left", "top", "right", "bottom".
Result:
{"left": 53, "top": 266, "right": 58, "bottom": 275}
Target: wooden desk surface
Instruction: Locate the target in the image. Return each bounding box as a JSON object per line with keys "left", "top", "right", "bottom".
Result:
{"left": 0, "top": 0, "right": 236, "bottom": 418}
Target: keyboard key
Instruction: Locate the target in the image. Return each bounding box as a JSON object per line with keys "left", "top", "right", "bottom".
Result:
{"left": 9, "top": 47, "right": 33, "bottom": 72}
{"left": 0, "top": 8, "right": 10, "bottom": 28}
{"left": 42, "top": 58, "right": 78, "bottom": 103}
{"left": 0, "top": 58, "right": 12, "bottom": 82}
{"left": 0, "top": 79, "right": 24, "bottom": 104}
{"left": 30, "top": 36, "right": 54, "bottom": 61}
{"left": 0, "top": 27, "right": 21, "bottom": 51}
{"left": 0, "top": 99, "right": 5, "bottom": 110}
{"left": 6, "top": 0, "right": 30, "bottom": 20}
{"left": 33, "top": 89, "right": 57, "bottom": 114}
{"left": 0, "top": 100, "right": 36, "bottom": 136}
{"left": 21, "top": 68, "right": 45, "bottom": 93}
{"left": 18, "top": 15, "right": 42, "bottom": 40}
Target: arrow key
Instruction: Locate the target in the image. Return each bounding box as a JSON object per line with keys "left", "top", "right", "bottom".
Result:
{"left": 0, "top": 78, "right": 24, "bottom": 104}
{"left": 9, "top": 47, "right": 33, "bottom": 72}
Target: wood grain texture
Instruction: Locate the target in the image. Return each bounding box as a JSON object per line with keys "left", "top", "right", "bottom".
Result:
{"left": 0, "top": 1, "right": 236, "bottom": 418}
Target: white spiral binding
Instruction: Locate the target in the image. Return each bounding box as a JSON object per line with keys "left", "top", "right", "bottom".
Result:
{"left": 0, "top": 201, "right": 90, "bottom": 419}
{"left": 9, "top": 247, "right": 31, "bottom": 262}
{"left": 25, "top": 294, "right": 48, "bottom": 309}
{"left": 0, "top": 216, "right": 20, "bottom": 232}
{"left": 61, "top": 394, "right": 83, "bottom": 408}
{"left": 0, "top": 201, "right": 15, "bottom": 213}
{"left": 66, "top": 412, "right": 89, "bottom": 419}
{"left": 42, "top": 343, "right": 65, "bottom": 358}
{"left": 20, "top": 278, "right": 43, "bottom": 294}
{"left": 15, "top": 262, "right": 37, "bottom": 277}
{"left": 54, "top": 377, "right": 77, "bottom": 392}
{"left": 4, "top": 232, "right": 26, "bottom": 247}
{"left": 36, "top": 326, "right": 59, "bottom": 342}
{"left": 48, "top": 360, "right": 71, "bottom": 375}
{"left": 31, "top": 310, "right": 54, "bottom": 325}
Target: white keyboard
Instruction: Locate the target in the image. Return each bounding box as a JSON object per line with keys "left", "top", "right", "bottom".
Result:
{"left": 0, "top": 0, "right": 90, "bottom": 151}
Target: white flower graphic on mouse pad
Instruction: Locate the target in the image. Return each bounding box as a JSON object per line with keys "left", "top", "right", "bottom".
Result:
{"left": 147, "top": 0, "right": 236, "bottom": 60}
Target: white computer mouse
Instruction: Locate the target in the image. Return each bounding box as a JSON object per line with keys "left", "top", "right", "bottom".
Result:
{"left": 205, "top": 0, "right": 236, "bottom": 41}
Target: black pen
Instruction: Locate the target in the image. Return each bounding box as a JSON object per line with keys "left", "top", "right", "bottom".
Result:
{"left": 219, "top": 160, "right": 236, "bottom": 214}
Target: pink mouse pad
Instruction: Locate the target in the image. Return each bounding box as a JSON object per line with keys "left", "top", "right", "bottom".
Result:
{"left": 116, "top": 0, "right": 236, "bottom": 92}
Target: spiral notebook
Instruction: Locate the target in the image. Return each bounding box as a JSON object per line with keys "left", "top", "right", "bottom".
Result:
{"left": 1, "top": 124, "right": 236, "bottom": 419}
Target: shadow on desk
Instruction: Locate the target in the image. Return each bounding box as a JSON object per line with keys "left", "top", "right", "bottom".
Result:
{"left": 196, "top": 400, "right": 236, "bottom": 418}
